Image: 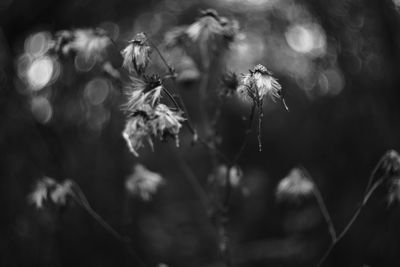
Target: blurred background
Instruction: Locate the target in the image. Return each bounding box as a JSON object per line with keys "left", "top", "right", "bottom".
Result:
{"left": 1, "top": 0, "right": 400, "bottom": 266}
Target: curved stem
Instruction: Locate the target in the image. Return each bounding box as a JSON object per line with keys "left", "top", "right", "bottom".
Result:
{"left": 70, "top": 182, "right": 146, "bottom": 267}
{"left": 232, "top": 103, "right": 256, "bottom": 164}
{"left": 316, "top": 178, "right": 384, "bottom": 267}
{"left": 313, "top": 187, "right": 337, "bottom": 242}
{"left": 173, "top": 150, "right": 210, "bottom": 214}
{"left": 300, "top": 167, "right": 336, "bottom": 243}
{"left": 162, "top": 87, "right": 182, "bottom": 112}
{"left": 149, "top": 40, "right": 175, "bottom": 75}
{"left": 364, "top": 156, "right": 384, "bottom": 197}
{"left": 152, "top": 42, "right": 232, "bottom": 165}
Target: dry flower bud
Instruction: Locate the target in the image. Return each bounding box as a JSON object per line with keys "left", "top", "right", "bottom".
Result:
{"left": 276, "top": 168, "right": 315, "bottom": 202}
{"left": 121, "top": 32, "right": 152, "bottom": 74}
{"left": 237, "top": 64, "right": 282, "bottom": 106}
{"left": 29, "top": 177, "right": 74, "bottom": 208}
{"left": 125, "top": 164, "right": 164, "bottom": 201}
{"left": 381, "top": 150, "right": 400, "bottom": 177}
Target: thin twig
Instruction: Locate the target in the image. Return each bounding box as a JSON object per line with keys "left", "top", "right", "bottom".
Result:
{"left": 364, "top": 155, "right": 384, "bottom": 197}
{"left": 257, "top": 105, "right": 263, "bottom": 152}
{"left": 316, "top": 178, "right": 384, "bottom": 267}
{"left": 316, "top": 156, "right": 387, "bottom": 267}
{"left": 231, "top": 103, "right": 256, "bottom": 164}
{"left": 162, "top": 87, "right": 182, "bottom": 112}
{"left": 149, "top": 40, "right": 175, "bottom": 75}
{"left": 150, "top": 41, "right": 232, "bottom": 165}
{"left": 172, "top": 150, "right": 210, "bottom": 214}
{"left": 300, "top": 167, "right": 337, "bottom": 243}
{"left": 70, "top": 182, "right": 146, "bottom": 267}
{"left": 163, "top": 86, "right": 231, "bottom": 164}
{"left": 313, "top": 186, "right": 337, "bottom": 242}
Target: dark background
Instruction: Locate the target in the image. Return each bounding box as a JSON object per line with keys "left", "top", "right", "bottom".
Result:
{"left": 1, "top": 0, "right": 400, "bottom": 266}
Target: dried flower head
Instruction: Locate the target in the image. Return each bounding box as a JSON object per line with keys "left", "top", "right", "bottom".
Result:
{"left": 186, "top": 9, "right": 239, "bottom": 50}
{"left": 121, "top": 32, "right": 152, "bottom": 74}
{"left": 50, "top": 180, "right": 74, "bottom": 206}
{"left": 28, "top": 177, "right": 56, "bottom": 208}
{"left": 163, "top": 26, "right": 188, "bottom": 49}
{"left": 29, "top": 177, "right": 74, "bottom": 208}
{"left": 124, "top": 75, "right": 163, "bottom": 112}
{"left": 122, "top": 110, "right": 153, "bottom": 157}
{"left": 125, "top": 164, "right": 164, "bottom": 201}
{"left": 209, "top": 165, "right": 243, "bottom": 187}
{"left": 237, "top": 64, "right": 282, "bottom": 106}
{"left": 151, "top": 104, "right": 185, "bottom": 146}
{"left": 58, "top": 29, "right": 111, "bottom": 61}
{"left": 220, "top": 71, "right": 239, "bottom": 98}
{"left": 276, "top": 168, "right": 315, "bottom": 202}
{"left": 122, "top": 102, "right": 185, "bottom": 156}
{"left": 381, "top": 150, "right": 400, "bottom": 177}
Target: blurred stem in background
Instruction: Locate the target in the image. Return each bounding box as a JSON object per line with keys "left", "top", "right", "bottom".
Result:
{"left": 152, "top": 39, "right": 262, "bottom": 266}
{"left": 316, "top": 155, "right": 388, "bottom": 267}
{"left": 69, "top": 181, "right": 146, "bottom": 267}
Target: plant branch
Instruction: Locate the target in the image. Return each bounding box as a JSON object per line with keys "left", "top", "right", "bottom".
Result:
{"left": 172, "top": 150, "right": 211, "bottom": 215}
{"left": 312, "top": 186, "right": 337, "bottom": 242}
{"left": 364, "top": 155, "right": 384, "bottom": 197}
{"left": 232, "top": 103, "right": 256, "bottom": 164}
{"left": 70, "top": 182, "right": 146, "bottom": 267}
{"left": 151, "top": 41, "right": 232, "bottom": 165}
{"left": 316, "top": 178, "right": 384, "bottom": 267}
{"left": 300, "top": 167, "right": 337, "bottom": 243}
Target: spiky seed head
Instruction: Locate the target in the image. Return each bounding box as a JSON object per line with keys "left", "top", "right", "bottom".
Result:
{"left": 381, "top": 150, "right": 400, "bottom": 176}
{"left": 151, "top": 104, "right": 185, "bottom": 146}
{"left": 236, "top": 64, "right": 282, "bottom": 105}
{"left": 122, "top": 111, "right": 153, "bottom": 157}
{"left": 121, "top": 32, "right": 152, "bottom": 74}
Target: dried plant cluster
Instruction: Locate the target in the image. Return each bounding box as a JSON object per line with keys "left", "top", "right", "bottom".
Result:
{"left": 23, "top": 8, "right": 400, "bottom": 267}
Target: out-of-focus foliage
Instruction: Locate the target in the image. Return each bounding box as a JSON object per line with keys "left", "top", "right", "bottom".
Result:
{"left": 2, "top": 0, "right": 400, "bottom": 266}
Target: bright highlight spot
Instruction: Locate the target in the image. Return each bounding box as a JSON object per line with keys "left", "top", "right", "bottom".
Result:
{"left": 27, "top": 56, "right": 54, "bottom": 90}
{"left": 84, "top": 78, "right": 110, "bottom": 105}
{"left": 285, "top": 23, "right": 326, "bottom": 56}
{"left": 30, "top": 96, "right": 53, "bottom": 123}
{"left": 25, "top": 32, "right": 51, "bottom": 57}
{"left": 318, "top": 68, "right": 345, "bottom": 96}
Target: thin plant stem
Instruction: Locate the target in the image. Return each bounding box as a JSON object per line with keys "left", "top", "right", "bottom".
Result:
{"left": 300, "top": 167, "right": 337, "bottom": 243}
{"left": 231, "top": 103, "right": 256, "bottom": 164}
{"left": 312, "top": 186, "right": 337, "bottom": 242}
{"left": 151, "top": 42, "right": 232, "bottom": 165}
{"left": 163, "top": 86, "right": 231, "bottom": 163}
{"left": 364, "top": 155, "right": 384, "bottom": 197}
{"left": 149, "top": 40, "right": 175, "bottom": 75}
{"left": 198, "top": 68, "right": 211, "bottom": 134}
{"left": 222, "top": 103, "right": 256, "bottom": 215}
{"left": 162, "top": 87, "right": 182, "bottom": 112}
{"left": 316, "top": 155, "right": 387, "bottom": 267}
{"left": 316, "top": 178, "right": 384, "bottom": 267}
{"left": 149, "top": 41, "right": 196, "bottom": 134}
{"left": 172, "top": 149, "right": 210, "bottom": 214}
{"left": 218, "top": 104, "right": 256, "bottom": 267}
{"left": 70, "top": 182, "right": 146, "bottom": 267}
{"left": 257, "top": 105, "right": 263, "bottom": 152}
